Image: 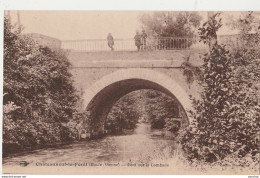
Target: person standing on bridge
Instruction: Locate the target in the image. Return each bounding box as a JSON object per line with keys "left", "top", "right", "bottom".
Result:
{"left": 134, "top": 31, "right": 141, "bottom": 51}
{"left": 107, "top": 33, "right": 114, "bottom": 51}
{"left": 141, "top": 30, "right": 148, "bottom": 50}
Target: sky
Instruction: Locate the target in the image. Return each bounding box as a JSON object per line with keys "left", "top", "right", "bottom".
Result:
{"left": 9, "top": 11, "right": 142, "bottom": 40}
{"left": 7, "top": 11, "right": 241, "bottom": 41}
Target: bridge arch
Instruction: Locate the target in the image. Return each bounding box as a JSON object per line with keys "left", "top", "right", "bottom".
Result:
{"left": 82, "top": 68, "right": 193, "bottom": 132}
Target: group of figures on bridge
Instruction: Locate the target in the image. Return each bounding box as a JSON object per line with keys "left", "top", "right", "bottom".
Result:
{"left": 134, "top": 30, "right": 148, "bottom": 51}
{"left": 107, "top": 30, "right": 148, "bottom": 51}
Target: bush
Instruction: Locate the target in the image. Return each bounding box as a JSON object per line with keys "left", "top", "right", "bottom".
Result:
{"left": 180, "top": 12, "right": 260, "bottom": 164}
{"left": 180, "top": 44, "right": 260, "bottom": 163}
{"left": 3, "top": 17, "right": 80, "bottom": 155}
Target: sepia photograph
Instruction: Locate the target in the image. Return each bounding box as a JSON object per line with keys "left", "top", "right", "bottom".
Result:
{"left": 1, "top": 8, "right": 260, "bottom": 175}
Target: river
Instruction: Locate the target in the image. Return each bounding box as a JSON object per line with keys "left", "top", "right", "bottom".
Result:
{"left": 3, "top": 123, "right": 178, "bottom": 167}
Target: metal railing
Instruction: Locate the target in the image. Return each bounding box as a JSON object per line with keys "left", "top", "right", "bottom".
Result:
{"left": 61, "top": 36, "right": 208, "bottom": 52}
{"left": 218, "top": 34, "right": 260, "bottom": 50}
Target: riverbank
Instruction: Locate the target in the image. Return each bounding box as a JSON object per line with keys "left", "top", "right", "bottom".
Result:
{"left": 3, "top": 141, "right": 77, "bottom": 158}
{"left": 163, "top": 150, "right": 259, "bottom": 174}
{"left": 3, "top": 147, "right": 259, "bottom": 174}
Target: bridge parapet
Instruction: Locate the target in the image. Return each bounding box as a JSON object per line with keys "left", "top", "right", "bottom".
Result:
{"left": 23, "top": 33, "right": 62, "bottom": 49}
{"left": 67, "top": 49, "right": 207, "bottom": 68}
{"left": 62, "top": 37, "right": 207, "bottom": 52}
{"left": 25, "top": 33, "right": 259, "bottom": 53}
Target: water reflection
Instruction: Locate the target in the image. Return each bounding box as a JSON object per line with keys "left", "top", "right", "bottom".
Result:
{"left": 3, "top": 123, "right": 177, "bottom": 166}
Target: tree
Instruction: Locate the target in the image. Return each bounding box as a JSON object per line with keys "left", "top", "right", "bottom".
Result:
{"left": 227, "top": 12, "right": 260, "bottom": 35}
{"left": 105, "top": 90, "right": 181, "bottom": 134}
{"left": 105, "top": 92, "right": 141, "bottom": 133}
{"left": 3, "top": 16, "right": 80, "bottom": 155}
{"left": 139, "top": 12, "right": 202, "bottom": 37}
{"left": 226, "top": 12, "right": 260, "bottom": 49}
{"left": 199, "top": 12, "right": 222, "bottom": 50}
{"left": 4, "top": 18, "right": 78, "bottom": 123}
{"left": 139, "top": 12, "right": 202, "bottom": 49}
{"left": 180, "top": 13, "right": 222, "bottom": 87}
{"left": 180, "top": 12, "right": 260, "bottom": 163}
{"left": 142, "top": 90, "right": 180, "bottom": 131}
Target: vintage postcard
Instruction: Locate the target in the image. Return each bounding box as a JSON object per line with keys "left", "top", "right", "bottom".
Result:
{"left": 2, "top": 9, "right": 260, "bottom": 175}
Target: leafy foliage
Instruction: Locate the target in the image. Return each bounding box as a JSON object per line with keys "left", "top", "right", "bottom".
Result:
{"left": 181, "top": 55, "right": 202, "bottom": 86}
{"left": 227, "top": 12, "right": 260, "bottom": 35}
{"left": 3, "top": 17, "right": 80, "bottom": 155}
{"left": 143, "top": 90, "right": 179, "bottom": 130}
{"left": 139, "top": 12, "right": 202, "bottom": 49}
{"left": 199, "top": 12, "right": 222, "bottom": 48}
{"left": 181, "top": 12, "right": 260, "bottom": 163}
{"left": 105, "top": 92, "right": 141, "bottom": 133}
{"left": 139, "top": 12, "right": 202, "bottom": 37}
{"left": 141, "top": 90, "right": 181, "bottom": 132}
{"left": 105, "top": 90, "right": 181, "bottom": 134}
{"left": 227, "top": 12, "right": 260, "bottom": 50}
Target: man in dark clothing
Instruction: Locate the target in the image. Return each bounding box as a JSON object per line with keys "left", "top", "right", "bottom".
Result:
{"left": 134, "top": 31, "right": 141, "bottom": 51}
{"left": 141, "top": 30, "right": 148, "bottom": 50}
{"left": 107, "top": 33, "right": 114, "bottom": 51}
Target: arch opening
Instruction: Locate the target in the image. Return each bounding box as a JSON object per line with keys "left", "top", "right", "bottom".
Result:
{"left": 105, "top": 89, "right": 186, "bottom": 135}
{"left": 82, "top": 68, "right": 193, "bottom": 136}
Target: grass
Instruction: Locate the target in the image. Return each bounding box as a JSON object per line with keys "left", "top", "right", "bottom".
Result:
{"left": 128, "top": 144, "right": 259, "bottom": 174}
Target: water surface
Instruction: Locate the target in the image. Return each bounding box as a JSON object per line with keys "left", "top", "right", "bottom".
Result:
{"left": 3, "top": 123, "right": 177, "bottom": 166}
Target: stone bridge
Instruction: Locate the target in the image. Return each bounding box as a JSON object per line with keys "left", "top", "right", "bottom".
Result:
{"left": 28, "top": 33, "right": 209, "bottom": 136}
{"left": 66, "top": 49, "right": 207, "bottom": 136}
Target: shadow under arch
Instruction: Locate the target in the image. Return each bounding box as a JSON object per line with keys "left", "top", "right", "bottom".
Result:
{"left": 82, "top": 68, "right": 193, "bottom": 133}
